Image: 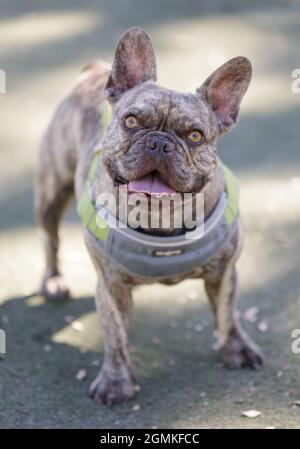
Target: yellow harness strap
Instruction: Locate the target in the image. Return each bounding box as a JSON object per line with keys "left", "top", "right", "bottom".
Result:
{"left": 221, "top": 161, "right": 239, "bottom": 225}
{"left": 77, "top": 103, "right": 112, "bottom": 240}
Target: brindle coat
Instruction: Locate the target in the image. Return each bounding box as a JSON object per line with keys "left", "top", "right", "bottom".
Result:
{"left": 35, "top": 28, "right": 263, "bottom": 405}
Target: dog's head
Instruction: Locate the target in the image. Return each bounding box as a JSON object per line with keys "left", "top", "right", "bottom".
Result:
{"left": 101, "top": 28, "right": 251, "bottom": 233}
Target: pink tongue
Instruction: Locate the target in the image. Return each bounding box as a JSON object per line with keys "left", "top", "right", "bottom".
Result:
{"left": 128, "top": 172, "right": 176, "bottom": 196}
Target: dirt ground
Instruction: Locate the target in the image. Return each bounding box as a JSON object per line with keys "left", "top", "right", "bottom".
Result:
{"left": 0, "top": 0, "right": 300, "bottom": 428}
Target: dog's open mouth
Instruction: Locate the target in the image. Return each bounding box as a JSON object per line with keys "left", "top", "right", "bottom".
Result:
{"left": 127, "top": 171, "right": 176, "bottom": 197}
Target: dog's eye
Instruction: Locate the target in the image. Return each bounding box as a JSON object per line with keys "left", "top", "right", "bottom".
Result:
{"left": 124, "top": 115, "right": 139, "bottom": 129}
{"left": 188, "top": 130, "right": 203, "bottom": 143}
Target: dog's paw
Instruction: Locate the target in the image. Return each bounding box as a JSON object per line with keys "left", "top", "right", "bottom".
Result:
{"left": 89, "top": 369, "right": 135, "bottom": 405}
{"left": 220, "top": 330, "right": 264, "bottom": 370}
{"left": 41, "top": 276, "right": 70, "bottom": 302}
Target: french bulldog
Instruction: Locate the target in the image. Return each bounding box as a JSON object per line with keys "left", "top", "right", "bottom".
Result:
{"left": 35, "top": 27, "right": 263, "bottom": 405}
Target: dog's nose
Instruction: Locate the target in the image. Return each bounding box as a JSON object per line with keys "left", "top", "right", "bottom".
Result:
{"left": 146, "top": 135, "right": 175, "bottom": 153}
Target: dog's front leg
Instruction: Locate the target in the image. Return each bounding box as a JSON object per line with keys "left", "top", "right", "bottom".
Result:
{"left": 89, "top": 269, "right": 135, "bottom": 405}
{"left": 205, "top": 262, "right": 264, "bottom": 370}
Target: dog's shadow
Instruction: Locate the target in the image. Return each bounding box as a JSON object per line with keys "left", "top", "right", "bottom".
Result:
{"left": 0, "top": 276, "right": 289, "bottom": 429}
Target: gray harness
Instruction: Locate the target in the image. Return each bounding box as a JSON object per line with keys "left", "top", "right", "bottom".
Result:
{"left": 78, "top": 156, "right": 239, "bottom": 279}
{"left": 88, "top": 193, "right": 238, "bottom": 278}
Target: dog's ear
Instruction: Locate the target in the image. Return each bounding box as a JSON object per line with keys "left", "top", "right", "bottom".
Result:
{"left": 197, "top": 57, "right": 252, "bottom": 133}
{"left": 105, "top": 27, "right": 157, "bottom": 102}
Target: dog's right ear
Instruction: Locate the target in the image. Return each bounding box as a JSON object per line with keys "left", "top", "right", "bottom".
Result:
{"left": 105, "top": 27, "right": 157, "bottom": 102}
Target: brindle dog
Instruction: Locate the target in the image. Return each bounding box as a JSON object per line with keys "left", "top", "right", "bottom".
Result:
{"left": 36, "top": 28, "right": 263, "bottom": 405}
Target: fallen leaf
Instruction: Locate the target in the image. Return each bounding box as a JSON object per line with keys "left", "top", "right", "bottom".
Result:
{"left": 243, "top": 307, "right": 259, "bottom": 323}
{"left": 242, "top": 410, "right": 262, "bottom": 418}
{"left": 291, "top": 400, "right": 300, "bottom": 407}
{"left": 71, "top": 321, "right": 84, "bottom": 332}
{"left": 132, "top": 404, "right": 141, "bottom": 411}
{"left": 75, "top": 369, "right": 87, "bottom": 381}
{"left": 258, "top": 320, "right": 269, "bottom": 332}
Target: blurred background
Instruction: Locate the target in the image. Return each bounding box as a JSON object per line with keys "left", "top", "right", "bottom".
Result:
{"left": 0, "top": 0, "right": 300, "bottom": 428}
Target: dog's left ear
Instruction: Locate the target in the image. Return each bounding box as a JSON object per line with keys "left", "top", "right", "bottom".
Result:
{"left": 105, "top": 27, "right": 157, "bottom": 102}
{"left": 197, "top": 57, "right": 252, "bottom": 133}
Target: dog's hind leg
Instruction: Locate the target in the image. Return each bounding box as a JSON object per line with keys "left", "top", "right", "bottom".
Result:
{"left": 35, "top": 63, "right": 110, "bottom": 301}
{"left": 35, "top": 124, "right": 76, "bottom": 301}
